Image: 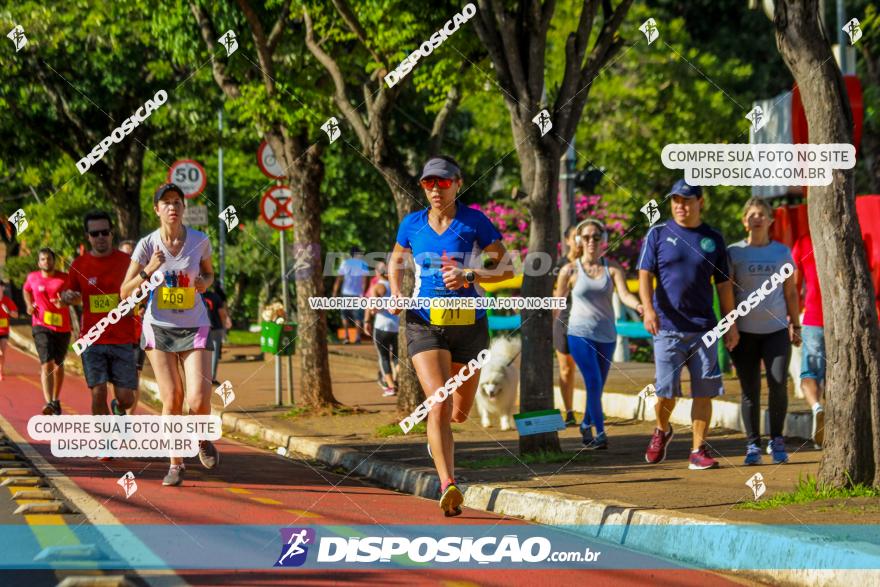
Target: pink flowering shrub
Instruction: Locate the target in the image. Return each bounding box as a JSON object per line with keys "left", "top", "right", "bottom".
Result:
{"left": 469, "top": 194, "right": 642, "bottom": 273}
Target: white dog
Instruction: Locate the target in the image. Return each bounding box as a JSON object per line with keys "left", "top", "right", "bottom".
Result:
{"left": 475, "top": 336, "right": 521, "bottom": 431}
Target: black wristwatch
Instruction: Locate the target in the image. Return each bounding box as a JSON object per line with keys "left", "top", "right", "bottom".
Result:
{"left": 464, "top": 270, "right": 476, "bottom": 285}
{"left": 139, "top": 270, "right": 150, "bottom": 280}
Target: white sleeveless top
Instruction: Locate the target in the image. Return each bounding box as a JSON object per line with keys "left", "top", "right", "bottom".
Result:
{"left": 373, "top": 279, "right": 399, "bottom": 333}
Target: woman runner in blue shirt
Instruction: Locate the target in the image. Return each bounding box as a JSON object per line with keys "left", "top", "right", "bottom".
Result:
{"left": 388, "top": 156, "right": 515, "bottom": 517}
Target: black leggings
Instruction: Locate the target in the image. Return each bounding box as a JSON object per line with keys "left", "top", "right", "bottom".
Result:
{"left": 373, "top": 328, "right": 399, "bottom": 379}
{"left": 730, "top": 328, "right": 791, "bottom": 445}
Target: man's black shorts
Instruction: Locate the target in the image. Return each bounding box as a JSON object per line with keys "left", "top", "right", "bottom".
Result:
{"left": 404, "top": 311, "right": 489, "bottom": 364}
{"left": 33, "top": 326, "right": 71, "bottom": 365}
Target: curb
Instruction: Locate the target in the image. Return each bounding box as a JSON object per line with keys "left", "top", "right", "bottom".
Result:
{"left": 218, "top": 410, "right": 879, "bottom": 587}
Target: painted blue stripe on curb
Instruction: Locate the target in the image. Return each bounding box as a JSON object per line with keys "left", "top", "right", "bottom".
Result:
{"left": 0, "top": 524, "right": 877, "bottom": 570}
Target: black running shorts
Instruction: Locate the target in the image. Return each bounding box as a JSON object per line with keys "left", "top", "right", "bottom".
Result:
{"left": 404, "top": 311, "right": 489, "bottom": 364}
{"left": 33, "top": 326, "right": 71, "bottom": 365}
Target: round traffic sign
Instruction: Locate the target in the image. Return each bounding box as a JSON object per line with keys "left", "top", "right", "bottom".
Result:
{"left": 167, "top": 159, "right": 207, "bottom": 199}
{"left": 260, "top": 186, "right": 294, "bottom": 230}
{"left": 257, "top": 141, "right": 286, "bottom": 179}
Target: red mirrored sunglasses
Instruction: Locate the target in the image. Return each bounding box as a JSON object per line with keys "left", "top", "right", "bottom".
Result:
{"left": 420, "top": 177, "right": 454, "bottom": 190}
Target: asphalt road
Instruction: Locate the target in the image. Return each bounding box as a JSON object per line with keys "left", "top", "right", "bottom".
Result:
{"left": 0, "top": 344, "right": 750, "bottom": 586}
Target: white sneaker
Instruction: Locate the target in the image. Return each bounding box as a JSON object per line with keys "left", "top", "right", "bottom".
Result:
{"left": 812, "top": 405, "right": 825, "bottom": 448}
{"left": 162, "top": 464, "right": 185, "bottom": 486}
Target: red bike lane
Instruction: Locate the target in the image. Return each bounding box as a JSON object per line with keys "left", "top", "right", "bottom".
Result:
{"left": 0, "top": 345, "right": 746, "bottom": 586}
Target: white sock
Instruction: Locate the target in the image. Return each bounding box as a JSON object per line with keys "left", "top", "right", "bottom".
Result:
{"left": 812, "top": 402, "right": 822, "bottom": 413}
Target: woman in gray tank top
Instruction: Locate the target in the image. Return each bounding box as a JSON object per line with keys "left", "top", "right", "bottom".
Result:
{"left": 557, "top": 219, "right": 643, "bottom": 449}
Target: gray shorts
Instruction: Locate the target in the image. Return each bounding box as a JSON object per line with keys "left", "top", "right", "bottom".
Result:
{"left": 653, "top": 330, "right": 723, "bottom": 399}
{"left": 82, "top": 343, "right": 139, "bottom": 390}
{"left": 141, "top": 324, "right": 214, "bottom": 353}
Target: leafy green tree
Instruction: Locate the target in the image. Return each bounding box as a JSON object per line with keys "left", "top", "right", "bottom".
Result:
{"left": 576, "top": 2, "right": 766, "bottom": 248}
{"left": 302, "top": 0, "right": 489, "bottom": 412}
{"left": 159, "top": 0, "right": 339, "bottom": 407}
{"left": 472, "top": 0, "right": 634, "bottom": 454}
{"left": 0, "top": 0, "right": 200, "bottom": 239}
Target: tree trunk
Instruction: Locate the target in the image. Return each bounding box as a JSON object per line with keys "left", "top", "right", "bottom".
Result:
{"left": 272, "top": 132, "right": 338, "bottom": 408}
{"left": 518, "top": 144, "right": 562, "bottom": 454}
{"left": 97, "top": 137, "right": 146, "bottom": 239}
{"left": 775, "top": 0, "right": 880, "bottom": 487}
{"left": 381, "top": 165, "right": 424, "bottom": 414}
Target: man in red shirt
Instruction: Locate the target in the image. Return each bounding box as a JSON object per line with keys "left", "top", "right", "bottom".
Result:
{"left": 791, "top": 233, "right": 825, "bottom": 448}
{"left": 23, "top": 248, "right": 72, "bottom": 415}
{"left": 62, "top": 211, "right": 138, "bottom": 419}
{"left": 0, "top": 280, "right": 20, "bottom": 381}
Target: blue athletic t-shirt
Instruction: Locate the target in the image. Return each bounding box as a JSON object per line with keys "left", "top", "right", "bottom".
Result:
{"left": 637, "top": 221, "right": 730, "bottom": 333}
{"left": 395, "top": 203, "right": 502, "bottom": 323}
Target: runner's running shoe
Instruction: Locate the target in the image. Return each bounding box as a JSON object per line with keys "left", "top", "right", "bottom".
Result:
{"left": 110, "top": 399, "right": 125, "bottom": 416}
{"left": 580, "top": 422, "right": 593, "bottom": 445}
{"left": 583, "top": 431, "right": 608, "bottom": 450}
{"left": 744, "top": 443, "right": 762, "bottom": 465}
{"left": 688, "top": 444, "right": 719, "bottom": 470}
{"left": 198, "top": 440, "right": 220, "bottom": 469}
{"left": 41, "top": 402, "right": 56, "bottom": 416}
{"left": 382, "top": 386, "right": 396, "bottom": 397}
{"left": 53, "top": 400, "right": 62, "bottom": 415}
{"left": 565, "top": 411, "right": 577, "bottom": 427}
{"left": 645, "top": 425, "right": 674, "bottom": 464}
{"left": 439, "top": 482, "right": 463, "bottom": 517}
{"left": 162, "top": 464, "right": 185, "bottom": 486}
{"left": 768, "top": 436, "right": 789, "bottom": 464}
{"left": 812, "top": 405, "right": 825, "bottom": 448}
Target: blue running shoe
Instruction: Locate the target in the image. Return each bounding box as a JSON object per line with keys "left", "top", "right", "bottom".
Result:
{"left": 769, "top": 436, "right": 789, "bottom": 464}
{"left": 744, "top": 443, "right": 762, "bottom": 465}
{"left": 584, "top": 431, "right": 608, "bottom": 450}
{"left": 580, "top": 423, "right": 593, "bottom": 446}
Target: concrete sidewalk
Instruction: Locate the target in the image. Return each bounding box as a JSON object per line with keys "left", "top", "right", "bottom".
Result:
{"left": 8, "top": 326, "right": 878, "bottom": 586}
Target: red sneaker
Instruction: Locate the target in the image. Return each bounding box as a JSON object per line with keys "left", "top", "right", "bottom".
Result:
{"left": 645, "top": 425, "right": 674, "bottom": 464}
{"left": 688, "top": 444, "right": 719, "bottom": 470}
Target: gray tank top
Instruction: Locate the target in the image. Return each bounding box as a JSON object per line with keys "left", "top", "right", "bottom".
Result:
{"left": 567, "top": 259, "right": 616, "bottom": 343}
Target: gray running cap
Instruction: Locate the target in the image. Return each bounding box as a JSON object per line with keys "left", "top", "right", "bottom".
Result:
{"left": 419, "top": 158, "right": 461, "bottom": 181}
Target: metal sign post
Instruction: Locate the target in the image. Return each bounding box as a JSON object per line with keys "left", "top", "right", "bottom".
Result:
{"left": 218, "top": 110, "right": 226, "bottom": 289}
{"left": 279, "top": 227, "right": 294, "bottom": 406}
{"left": 259, "top": 183, "right": 295, "bottom": 407}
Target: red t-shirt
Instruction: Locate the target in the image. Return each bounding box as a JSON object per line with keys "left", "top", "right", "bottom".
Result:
{"left": 23, "top": 271, "right": 71, "bottom": 332}
{"left": 0, "top": 295, "right": 18, "bottom": 335}
{"left": 792, "top": 234, "right": 823, "bottom": 327}
{"left": 67, "top": 251, "right": 136, "bottom": 345}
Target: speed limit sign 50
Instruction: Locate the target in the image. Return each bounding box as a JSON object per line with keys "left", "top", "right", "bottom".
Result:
{"left": 168, "top": 159, "right": 207, "bottom": 199}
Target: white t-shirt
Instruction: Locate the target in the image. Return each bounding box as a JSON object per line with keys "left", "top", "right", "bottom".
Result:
{"left": 133, "top": 226, "right": 212, "bottom": 329}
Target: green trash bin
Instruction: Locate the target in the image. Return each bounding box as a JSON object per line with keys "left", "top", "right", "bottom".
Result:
{"left": 260, "top": 321, "right": 296, "bottom": 355}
